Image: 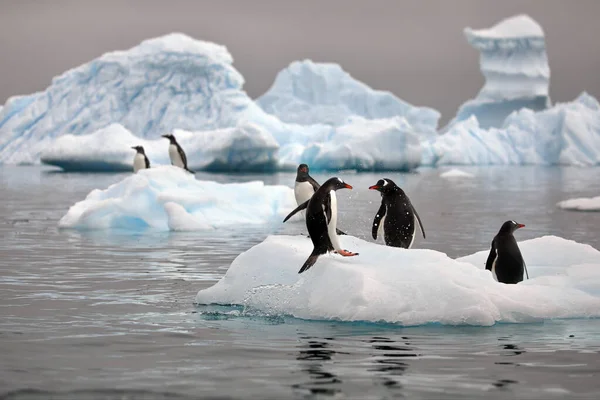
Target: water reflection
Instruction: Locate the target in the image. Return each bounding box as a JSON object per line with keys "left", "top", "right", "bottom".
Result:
{"left": 292, "top": 336, "right": 344, "bottom": 397}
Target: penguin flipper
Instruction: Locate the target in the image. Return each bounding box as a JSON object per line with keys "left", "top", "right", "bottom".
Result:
{"left": 308, "top": 176, "right": 321, "bottom": 192}
{"left": 335, "top": 228, "right": 346, "bottom": 236}
{"left": 372, "top": 203, "right": 386, "bottom": 240}
{"left": 411, "top": 204, "right": 426, "bottom": 239}
{"left": 283, "top": 200, "right": 309, "bottom": 223}
{"left": 485, "top": 240, "right": 496, "bottom": 271}
{"left": 298, "top": 250, "right": 320, "bottom": 274}
{"left": 523, "top": 259, "right": 529, "bottom": 280}
{"left": 186, "top": 168, "right": 195, "bottom": 174}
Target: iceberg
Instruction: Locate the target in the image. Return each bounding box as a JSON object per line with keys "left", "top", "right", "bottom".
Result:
{"left": 427, "top": 93, "right": 600, "bottom": 166}
{"left": 58, "top": 166, "right": 295, "bottom": 231}
{"left": 557, "top": 196, "right": 600, "bottom": 212}
{"left": 439, "top": 168, "right": 475, "bottom": 179}
{"left": 256, "top": 60, "right": 440, "bottom": 135}
{"left": 41, "top": 122, "right": 280, "bottom": 172}
{"left": 445, "top": 14, "right": 551, "bottom": 130}
{"left": 195, "top": 235, "right": 600, "bottom": 326}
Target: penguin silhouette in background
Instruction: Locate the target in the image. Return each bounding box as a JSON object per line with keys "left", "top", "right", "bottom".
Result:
{"left": 283, "top": 177, "right": 358, "bottom": 273}
{"left": 131, "top": 146, "right": 150, "bottom": 173}
{"left": 486, "top": 220, "right": 528, "bottom": 284}
{"left": 162, "top": 133, "right": 194, "bottom": 173}
{"left": 369, "top": 178, "right": 425, "bottom": 248}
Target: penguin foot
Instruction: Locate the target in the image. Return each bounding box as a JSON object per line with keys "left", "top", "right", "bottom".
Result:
{"left": 336, "top": 249, "right": 359, "bottom": 257}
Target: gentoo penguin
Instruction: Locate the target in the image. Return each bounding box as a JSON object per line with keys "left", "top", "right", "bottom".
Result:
{"left": 290, "top": 163, "right": 345, "bottom": 235}
{"left": 162, "top": 133, "right": 193, "bottom": 173}
{"left": 283, "top": 177, "right": 358, "bottom": 273}
{"left": 131, "top": 146, "right": 150, "bottom": 173}
{"left": 485, "top": 220, "right": 528, "bottom": 284}
{"left": 369, "top": 178, "right": 425, "bottom": 249}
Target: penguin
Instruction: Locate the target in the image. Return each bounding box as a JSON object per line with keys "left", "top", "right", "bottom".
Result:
{"left": 162, "top": 133, "right": 193, "bottom": 173}
{"left": 485, "top": 220, "right": 528, "bottom": 284}
{"left": 283, "top": 177, "right": 358, "bottom": 273}
{"left": 290, "top": 163, "right": 345, "bottom": 235}
{"left": 131, "top": 146, "right": 150, "bottom": 173}
{"left": 368, "top": 178, "right": 425, "bottom": 249}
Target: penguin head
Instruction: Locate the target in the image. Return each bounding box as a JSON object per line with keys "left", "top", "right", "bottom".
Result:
{"left": 296, "top": 163, "right": 310, "bottom": 179}
{"left": 131, "top": 146, "right": 145, "bottom": 154}
{"left": 499, "top": 220, "right": 526, "bottom": 234}
{"left": 161, "top": 133, "right": 177, "bottom": 144}
{"left": 369, "top": 178, "right": 400, "bottom": 196}
{"left": 323, "top": 177, "right": 353, "bottom": 191}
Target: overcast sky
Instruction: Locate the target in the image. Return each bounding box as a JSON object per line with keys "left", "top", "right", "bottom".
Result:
{"left": 1, "top": 0, "right": 599, "bottom": 123}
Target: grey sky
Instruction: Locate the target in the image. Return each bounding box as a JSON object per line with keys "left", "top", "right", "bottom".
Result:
{"left": 1, "top": 0, "right": 599, "bottom": 124}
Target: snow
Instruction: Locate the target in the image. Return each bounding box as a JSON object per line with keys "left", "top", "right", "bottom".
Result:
{"left": 445, "top": 14, "right": 551, "bottom": 130}
{"left": 257, "top": 60, "right": 440, "bottom": 135}
{"left": 439, "top": 168, "right": 475, "bottom": 179}
{"left": 41, "top": 123, "right": 280, "bottom": 172}
{"left": 426, "top": 93, "right": 600, "bottom": 166}
{"left": 58, "top": 166, "right": 295, "bottom": 231}
{"left": 195, "top": 235, "right": 600, "bottom": 326}
{"left": 557, "top": 196, "right": 600, "bottom": 212}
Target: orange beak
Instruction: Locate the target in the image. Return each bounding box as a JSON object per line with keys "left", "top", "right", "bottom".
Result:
{"left": 517, "top": 223, "right": 525, "bottom": 229}
{"left": 344, "top": 183, "right": 353, "bottom": 190}
{"left": 369, "top": 185, "right": 380, "bottom": 190}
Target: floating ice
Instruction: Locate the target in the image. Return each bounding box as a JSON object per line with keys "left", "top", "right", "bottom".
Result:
{"left": 427, "top": 93, "right": 600, "bottom": 166}
{"left": 195, "top": 235, "right": 600, "bottom": 326}
{"left": 439, "top": 168, "right": 475, "bottom": 179}
{"left": 557, "top": 196, "right": 600, "bottom": 212}
{"left": 257, "top": 60, "right": 440, "bottom": 134}
{"left": 41, "top": 123, "right": 279, "bottom": 172}
{"left": 58, "top": 166, "right": 295, "bottom": 231}
{"left": 445, "top": 15, "right": 551, "bottom": 130}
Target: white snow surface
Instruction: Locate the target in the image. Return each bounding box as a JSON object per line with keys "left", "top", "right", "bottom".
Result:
{"left": 257, "top": 60, "right": 440, "bottom": 135}
{"left": 557, "top": 196, "right": 600, "bottom": 212}
{"left": 41, "top": 123, "right": 279, "bottom": 172}
{"left": 426, "top": 93, "right": 600, "bottom": 166}
{"left": 195, "top": 235, "right": 600, "bottom": 326}
{"left": 439, "top": 168, "right": 475, "bottom": 179}
{"left": 58, "top": 166, "right": 295, "bottom": 231}
{"left": 446, "top": 14, "right": 551, "bottom": 130}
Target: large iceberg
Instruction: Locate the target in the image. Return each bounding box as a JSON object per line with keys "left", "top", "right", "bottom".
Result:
{"left": 58, "top": 166, "right": 295, "bottom": 231}
{"left": 256, "top": 60, "right": 440, "bottom": 134}
{"left": 195, "top": 235, "right": 600, "bottom": 326}
{"left": 445, "top": 14, "right": 551, "bottom": 130}
{"left": 426, "top": 93, "right": 600, "bottom": 166}
{"left": 557, "top": 196, "right": 600, "bottom": 212}
{"left": 40, "top": 123, "right": 280, "bottom": 172}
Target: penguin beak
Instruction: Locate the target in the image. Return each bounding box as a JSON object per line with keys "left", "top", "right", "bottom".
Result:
{"left": 344, "top": 183, "right": 353, "bottom": 190}
{"left": 517, "top": 223, "right": 525, "bottom": 229}
{"left": 161, "top": 135, "right": 168, "bottom": 138}
{"left": 368, "top": 185, "right": 380, "bottom": 191}
{"left": 131, "top": 146, "right": 136, "bottom": 150}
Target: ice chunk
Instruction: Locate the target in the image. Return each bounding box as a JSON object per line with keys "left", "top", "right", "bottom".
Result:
{"left": 257, "top": 60, "right": 440, "bottom": 134}
{"left": 445, "top": 15, "right": 551, "bottom": 130}
{"left": 195, "top": 235, "right": 600, "bottom": 326}
{"left": 439, "top": 168, "right": 475, "bottom": 179}
{"left": 557, "top": 196, "right": 600, "bottom": 212}
{"left": 426, "top": 93, "right": 600, "bottom": 166}
{"left": 58, "top": 166, "right": 295, "bottom": 231}
{"left": 41, "top": 123, "right": 280, "bottom": 172}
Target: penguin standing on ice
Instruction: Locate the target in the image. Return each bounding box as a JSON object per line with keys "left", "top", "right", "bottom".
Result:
{"left": 162, "top": 133, "right": 193, "bottom": 173}
{"left": 369, "top": 178, "right": 425, "bottom": 248}
{"left": 131, "top": 146, "right": 150, "bottom": 173}
{"left": 283, "top": 177, "right": 358, "bottom": 273}
{"left": 485, "top": 220, "right": 528, "bottom": 284}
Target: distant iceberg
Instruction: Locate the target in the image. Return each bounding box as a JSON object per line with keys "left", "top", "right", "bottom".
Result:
{"left": 439, "top": 168, "right": 475, "bottom": 179}
{"left": 445, "top": 14, "right": 551, "bottom": 130}
{"left": 58, "top": 166, "right": 295, "bottom": 231}
{"left": 557, "top": 196, "right": 600, "bottom": 212}
{"left": 196, "top": 235, "right": 600, "bottom": 326}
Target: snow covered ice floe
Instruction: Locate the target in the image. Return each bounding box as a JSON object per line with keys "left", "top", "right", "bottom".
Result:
{"left": 58, "top": 166, "right": 295, "bottom": 231}
{"left": 557, "top": 196, "right": 600, "bottom": 212}
{"left": 41, "top": 123, "right": 279, "bottom": 172}
{"left": 444, "top": 15, "right": 551, "bottom": 131}
{"left": 195, "top": 235, "right": 600, "bottom": 326}
{"left": 439, "top": 168, "right": 475, "bottom": 179}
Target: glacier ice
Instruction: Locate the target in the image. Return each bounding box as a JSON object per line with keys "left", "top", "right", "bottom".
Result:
{"left": 439, "top": 168, "right": 475, "bottom": 179}
{"left": 557, "top": 196, "right": 600, "bottom": 212}
{"left": 41, "top": 122, "right": 280, "bottom": 172}
{"left": 257, "top": 60, "right": 440, "bottom": 134}
{"left": 195, "top": 234, "right": 600, "bottom": 326}
{"left": 58, "top": 166, "right": 295, "bottom": 231}
{"left": 426, "top": 93, "right": 600, "bottom": 166}
{"left": 445, "top": 14, "right": 551, "bottom": 130}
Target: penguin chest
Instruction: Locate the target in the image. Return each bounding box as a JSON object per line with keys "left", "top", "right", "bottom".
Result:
{"left": 133, "top": 154, "right": 147, "bottom": 173}
{"left": 169, "top": 145, "right": 184, "bottom": 168}
{"left": 384, "top": 203, "right": 416, "bottom": 248}
{"left": 325, "top": 190, "right": 343, "bottom": 252}
{"left": 294, "top": 181, "right": 314, "bottom": 205}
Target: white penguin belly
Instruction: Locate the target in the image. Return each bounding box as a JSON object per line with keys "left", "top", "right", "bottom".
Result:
{"left": 294, "top": 181, "right": 314, "bottom": 205}
{"left": 491, "top": 253, "right": 498, "bottom": 281}
{"left": 169, "top": 145, "right": 184, "bottom": 168}
{"left": 377, "top": 211, "right": 386, "bottom": 242}
{"left": 326, "top": 190, "right": 343, "bottom": 252}
{"left": 133, "top": 154, "right": 147, "bottom": 173}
